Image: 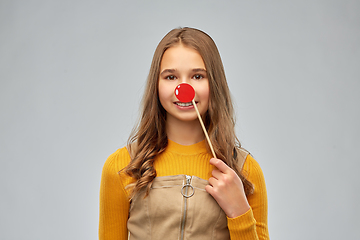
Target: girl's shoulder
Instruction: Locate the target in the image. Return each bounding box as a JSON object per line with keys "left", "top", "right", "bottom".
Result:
{"left": 241, "top": 151, "right": 266, "bottom": 187}
{"left": 102, "top": 146, "right": 131, "bottom": 174}
{"left": 236, "top": 148, "right": 263, "bottom": 173}
{"left": 243, "top": 154, "right": 262, "bottom": 173}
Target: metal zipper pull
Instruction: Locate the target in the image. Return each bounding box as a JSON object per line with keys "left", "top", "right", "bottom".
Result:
{"left": 186, "top": 175, "right": 191, "bottom": 183}
{"left": 181, "top": 175, "right": 194, "bottom": 198}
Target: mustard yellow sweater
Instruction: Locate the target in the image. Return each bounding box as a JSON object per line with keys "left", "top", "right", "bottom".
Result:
{"left": 99, "top": 140, "right": 269, "bottom": 239}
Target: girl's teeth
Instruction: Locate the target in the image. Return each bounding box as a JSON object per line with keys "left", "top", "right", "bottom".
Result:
{"left": 176, "top": 102, "right": 193, "bottom": 107}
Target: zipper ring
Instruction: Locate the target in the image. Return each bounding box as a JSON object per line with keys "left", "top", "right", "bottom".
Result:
{"left": 181, "top": 184, "right": 194, "bottom": 198}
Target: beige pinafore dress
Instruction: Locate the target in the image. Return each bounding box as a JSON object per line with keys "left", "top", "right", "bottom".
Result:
{"left": 127, "top": 148, "right": 249, "bottom": 240}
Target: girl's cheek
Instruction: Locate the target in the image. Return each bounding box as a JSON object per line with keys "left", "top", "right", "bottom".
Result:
{"left": 195, "top": 83, "right": 210, "bottom": 99}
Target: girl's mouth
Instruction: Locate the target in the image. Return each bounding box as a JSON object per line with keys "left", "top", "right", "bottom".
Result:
{"left": 174, "top": 101, "right": 198, "bottom": 108}
{"left": 175, "top": 102, "right": 193, "bottom": 107}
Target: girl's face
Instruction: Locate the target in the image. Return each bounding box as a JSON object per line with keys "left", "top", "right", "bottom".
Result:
{"left": 158, "top": 44, "right": 210, "bottom": 123}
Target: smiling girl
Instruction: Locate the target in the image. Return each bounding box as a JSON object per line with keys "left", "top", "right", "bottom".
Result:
{"left": 99, "top": 27, "right": 269, "bottom": 240}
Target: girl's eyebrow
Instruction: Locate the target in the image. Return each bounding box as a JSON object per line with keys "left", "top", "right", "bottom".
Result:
{"left": 160, "top": 68, "right": 207, "bottom": 76}
{"left": 192, "top": 68, "right": 207, "bottom": 73}
{"left": 160, "top": 69, "right": 176, "bottom": 77}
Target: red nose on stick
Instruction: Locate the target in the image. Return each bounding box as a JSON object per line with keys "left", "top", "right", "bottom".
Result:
{"left": 174, "top": 83, "right": 195, "bottom": 102}
{"left": 173, "top": 83, "right": 217, "bottom": 159}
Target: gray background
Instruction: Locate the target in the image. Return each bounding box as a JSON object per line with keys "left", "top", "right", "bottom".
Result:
{"left": 1, "top": 0, "right": 359, "bottom": 239}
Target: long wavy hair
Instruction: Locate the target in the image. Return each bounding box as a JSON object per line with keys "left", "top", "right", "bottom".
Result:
{"left": 123, "top": 27, "right": 254, "bottom": 198}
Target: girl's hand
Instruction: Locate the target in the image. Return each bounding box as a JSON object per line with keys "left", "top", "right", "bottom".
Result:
{"left": 205, "top": 158, "right": 250, "bottom": 218}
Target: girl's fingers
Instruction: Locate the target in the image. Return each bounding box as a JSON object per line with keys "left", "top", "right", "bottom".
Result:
{"left": 211, "top": 169, "right": 222, "bottom": 179}
{"left": 209, "top": 158, "right": 231, "bottom": 174}
{"left": 208, "top": 177, "right": 216, "bottom": 187}
{"left": 204, "top": 184, "right": 214, "bottom": 195}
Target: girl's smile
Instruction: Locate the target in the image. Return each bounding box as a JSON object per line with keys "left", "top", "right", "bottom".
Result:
{"left": 174, "top": 101, "right": 196, "bottom": 108}
{"left": 158, "top": 44, "right": 209, "bottom": 123}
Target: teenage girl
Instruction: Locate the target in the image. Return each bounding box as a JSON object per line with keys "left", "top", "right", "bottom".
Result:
{"left": 99, "top": 27, "right": 269, "bottom": 240}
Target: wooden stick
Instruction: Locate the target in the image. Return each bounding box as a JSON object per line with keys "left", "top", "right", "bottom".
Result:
{"left": 192, "top": 99, "right": 217, "bottom": 158}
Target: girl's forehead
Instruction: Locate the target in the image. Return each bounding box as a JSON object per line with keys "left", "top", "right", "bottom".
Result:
{"left": 160, "top": 45, "right": 205, "bottom": 70}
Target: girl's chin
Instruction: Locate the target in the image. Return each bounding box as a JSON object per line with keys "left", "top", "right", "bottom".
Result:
{"left": 166, "top": 113, "right": 199, "bottom": 123}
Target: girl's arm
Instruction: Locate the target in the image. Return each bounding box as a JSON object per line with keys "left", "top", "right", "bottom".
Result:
{"left": 99, "top": 149, "right": 130, "bottom": 240}
{"left": 206, "top": 155, "right": 269, "bottom": 240}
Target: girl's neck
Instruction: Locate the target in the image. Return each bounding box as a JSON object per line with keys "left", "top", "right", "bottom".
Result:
{"left": 166, "top": 116, "right": 205, "bottom": 146}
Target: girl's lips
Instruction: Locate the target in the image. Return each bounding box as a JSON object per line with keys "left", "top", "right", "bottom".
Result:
{"left": 173, "top": 101, "right": 198, "bottom": 109}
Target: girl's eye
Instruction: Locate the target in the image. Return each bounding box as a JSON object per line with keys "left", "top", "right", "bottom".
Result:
{"left": 166, "top": 75, "right": 176, "bottom": 80}
{"left": 193, "top": 74, "right": 203, "bottom": 80}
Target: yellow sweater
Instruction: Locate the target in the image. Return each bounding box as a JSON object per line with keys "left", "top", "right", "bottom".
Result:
{"left": 99, "top": 140, "right": 269, "bottom": 239}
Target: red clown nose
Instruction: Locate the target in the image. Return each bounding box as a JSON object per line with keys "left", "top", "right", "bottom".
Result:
{"left": 174, "top": 83, "right": 195, "bottom": 102}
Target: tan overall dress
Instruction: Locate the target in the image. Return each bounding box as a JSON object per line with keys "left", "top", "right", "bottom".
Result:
{"left": 127, "top": 149, "right": 249, "bottom": 240}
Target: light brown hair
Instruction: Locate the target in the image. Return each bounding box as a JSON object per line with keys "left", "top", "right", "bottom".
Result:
{"left": 124, "top": 27, "right": 253, "bottom": 198}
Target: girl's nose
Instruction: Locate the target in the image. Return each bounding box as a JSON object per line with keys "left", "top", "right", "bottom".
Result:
{"left": 180, "top": 77, "right": 190, "bottom": 84}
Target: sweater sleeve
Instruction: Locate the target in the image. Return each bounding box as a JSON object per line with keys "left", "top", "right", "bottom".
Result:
{"left": 227, "top": 154, "right": 270, "bottom": 240}
{"left": 99, "top": 148, "right": 131, "bottom": 240}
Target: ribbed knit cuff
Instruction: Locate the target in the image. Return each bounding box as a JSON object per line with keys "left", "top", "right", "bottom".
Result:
{"left": 227, "top": 208, "right": 257, "bottom": 239}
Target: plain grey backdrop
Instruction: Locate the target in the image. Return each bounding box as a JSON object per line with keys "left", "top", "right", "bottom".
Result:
{"left": 1, "top": 0, "right": 359, "bottom": 239}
